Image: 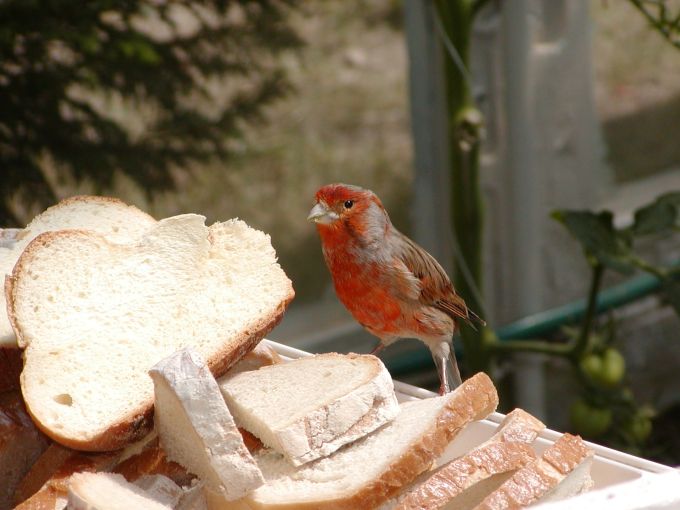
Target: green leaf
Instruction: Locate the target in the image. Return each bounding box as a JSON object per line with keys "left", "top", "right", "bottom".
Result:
{"left": 552, "top": 210, "right": 634, "bottom": 274}
{"left": 631, "top": 192, "right": 680, "bottom": 236}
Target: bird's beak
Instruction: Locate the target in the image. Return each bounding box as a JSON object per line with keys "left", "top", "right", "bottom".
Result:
{"left": 307, "top": 202, "right": 339, "bottom": 224}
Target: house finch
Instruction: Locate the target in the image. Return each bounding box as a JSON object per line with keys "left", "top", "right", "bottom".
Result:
{"left": 308, "top": 183, "right": 483, "bottom": 394}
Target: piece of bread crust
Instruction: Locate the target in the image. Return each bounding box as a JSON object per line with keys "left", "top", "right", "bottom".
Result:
{"left": 6, "top": 214, "right": 294, "bottom": 451}
{"left": 0, "top": 391, "right": 50, "bottom": 510}
{"left": 388, "top": 408, "right": 545, "bottom": 510}
{"left": 0, "top": 346, "right": 23, "bottom": 393}
{"left": 226, "top": 372, "right": 498, "bottom": 510}
{"left": 475, "top": 433, "right": 594, "bottom": 510}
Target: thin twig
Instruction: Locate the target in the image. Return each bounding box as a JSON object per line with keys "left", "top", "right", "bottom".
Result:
{"left": 572, "top": 263, "right": 605, "bottom": 361}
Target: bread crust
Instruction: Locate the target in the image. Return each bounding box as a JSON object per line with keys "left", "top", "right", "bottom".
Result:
{"left": 0, "top": 391, "right": 50, "bottom": 509}
{"left": 344, "top": 373, "right": 498, "bottom": 510}
{"left": 26, "top": 195, "right": 155, "bottom": 227}
{"left": 0, "top": 344, "right": 22, "bottom": 392}
{"left": 6, "top": 221, "right": 294, "bottom": 452}
{"left": 391, "top": 408, "right": 545, "bottom": 510}
{"left": 476, "top": 433, "right": 593, "bottom": 510}
{"left": 237, "top": 372, "right": 498, "bottom": 510}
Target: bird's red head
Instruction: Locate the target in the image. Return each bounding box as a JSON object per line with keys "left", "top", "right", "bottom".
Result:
{"left": 308, "top": 183, "right": 389, "bottom": 245}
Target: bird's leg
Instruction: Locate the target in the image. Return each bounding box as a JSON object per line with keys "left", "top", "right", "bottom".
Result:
{"left": 432, "top": 341, "right": 462, "bottom": 395}
{"left": 369, "top": 342, "right": 385, "bottom": 356}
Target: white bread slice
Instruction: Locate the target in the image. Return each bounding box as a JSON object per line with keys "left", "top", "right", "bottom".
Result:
{"left": 386, "top": 408, "right": 545, "bottom": 510}
{"left": 150, "top": 349, "right": 264, "bottom": 501}
{"left": 475, "top": 433, "right": 594, "bottom": 509}
{"left": 0, "top": 196, "right": 156, "bottom": 394}
{"left": 219, "top": 352, "right": 400, "bottom": 466}
{"left": 68, "top": 472, "right": 173, "bottom": 510}
{"left": 0, "top": 391, "right": 50, "bottom": 510}
{"left": 6, "top": 214, "right": 294, "bottom": 451}
{"left": 0, "top": 196, "right": 156, "bottom": 348}
{"left": 224, "top": 372, "right": 498, "bottom": 510}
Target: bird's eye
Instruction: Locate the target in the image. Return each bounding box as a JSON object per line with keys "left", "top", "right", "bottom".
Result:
{"left": 344, "top": 200, "right": 354, "bottom": 209}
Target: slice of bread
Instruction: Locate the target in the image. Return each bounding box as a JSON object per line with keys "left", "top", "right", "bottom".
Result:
{"left": 475, "top": 433, "right": 594, "bottom": 509}
{"left": 0, "top": 196, "right": 156, "bottom": 348}
{"left": 224, "top": 372, "right": 498, "bottom": 510}
{"left": 150, "top": 349, "right": 264, "bottom": 501}
{"left": 219, "top": 353, "right": 400, "bottom": 466}
{"left": 0, "top": 196, "right": 156, "bottom": 393}
{"left": 386, "top": 408, "right": 545, "bottom": 510}
{"left": 7, "top": 214, "right": 294, "bottom": 451}
{"left": 0, "top": 391, "right": 50, "bottom": 510}
{"left": 68, "top": 472, "right": 173, "bottom": 510}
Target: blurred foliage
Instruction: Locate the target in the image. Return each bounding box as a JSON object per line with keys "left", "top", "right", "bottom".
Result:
{"left": 0, "top": 0, "right": 302, "bottom": 225}
{"left": 629, "top": 0, "right": 680, "bottom": 50}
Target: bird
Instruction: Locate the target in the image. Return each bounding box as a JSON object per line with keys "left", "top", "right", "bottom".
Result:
{"left": 308, "top": 183, "right": 484, "bottom": 394}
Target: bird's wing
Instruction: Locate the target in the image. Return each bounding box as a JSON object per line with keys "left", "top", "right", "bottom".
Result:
{"left": 391, "top": 230, "right": 472, "bottom": 323}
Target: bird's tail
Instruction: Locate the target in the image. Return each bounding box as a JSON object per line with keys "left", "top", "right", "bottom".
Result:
{"left": 432, "top": 342, "right": 462, "bottom": 394}
{"left": 464, "top": 308, "right": 486, "bottom": 331}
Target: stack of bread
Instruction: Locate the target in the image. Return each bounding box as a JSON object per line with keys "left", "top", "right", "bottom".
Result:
{"left": 0, "top": 197, "right": 595, "bottom": 510}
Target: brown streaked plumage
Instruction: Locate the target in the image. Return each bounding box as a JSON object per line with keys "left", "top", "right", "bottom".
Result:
{"left": 308, "top": 183, "right": 484, "bottom": 393}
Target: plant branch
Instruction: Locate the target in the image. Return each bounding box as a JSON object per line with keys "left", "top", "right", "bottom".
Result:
{"left": 629, "top": 254, "right": 668, "bottom": 279}
{"left": 572, "top": 263, "right": 605, "bottom": 361}
{"left": 628, "top": 0, "right": 680, "bottom": 50}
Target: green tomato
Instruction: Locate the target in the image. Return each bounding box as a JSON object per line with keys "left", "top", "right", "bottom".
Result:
{"left": 600, "top": 348, "right": 626, "bottom": 387}
{"left": 570, "top": 399, "right": 613, "bottom": 438}
{"left": 579, "top": 354, "right": 603, "bottom": 382}
{"left": 579, "top": 349, "right": 626, "bottom": 388}
{"left": 625, "top": 413, "right": 652, "bottom": 443}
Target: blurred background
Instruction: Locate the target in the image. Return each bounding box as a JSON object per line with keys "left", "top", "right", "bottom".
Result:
{"left": 2, "top": 0, "right": 679, "bottom": 463}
